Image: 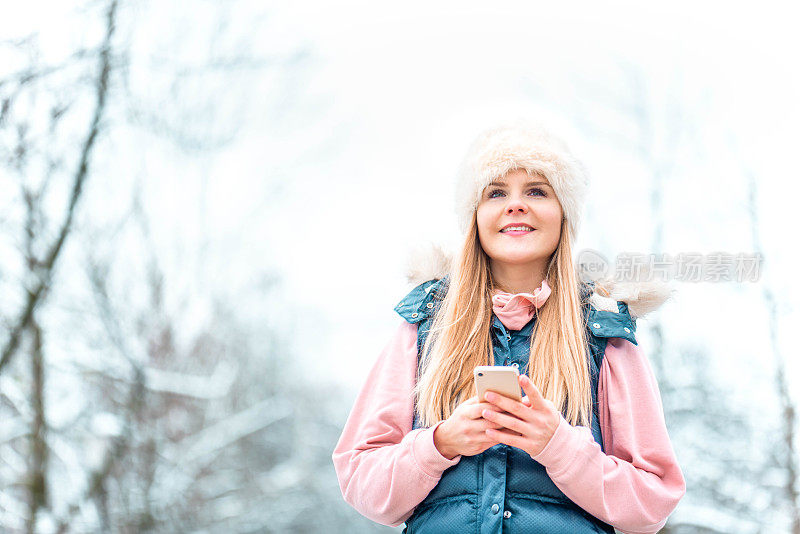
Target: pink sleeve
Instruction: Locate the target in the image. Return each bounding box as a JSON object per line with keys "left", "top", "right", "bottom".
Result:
{"left": 331, "top": 320, "right": 461, "bottom": 527}
{"left": 531, "top": 337, "right": 686, "bottom": 534}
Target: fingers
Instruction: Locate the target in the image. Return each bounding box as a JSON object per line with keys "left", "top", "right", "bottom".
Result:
{"left": 466, "top": 402, "right": 498, "bottom": 419}
{"left": 518, "top": 375, "right": 545, "bottom": 408}
{"left": 483, "top": 391, "right": 529, "bottom": 420}
{"left": 486, "top": 427, "right": 527, "bottom": 449}
{"left": 481, "top": 407, "right": 526, "bottom": 434}
{"left": 479, "top": 418, "right": 504, "bottom": 431}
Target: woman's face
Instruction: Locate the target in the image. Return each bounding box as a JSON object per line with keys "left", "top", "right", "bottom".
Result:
{"left": 476, "top": 169, "right": 563, "bottom": 273}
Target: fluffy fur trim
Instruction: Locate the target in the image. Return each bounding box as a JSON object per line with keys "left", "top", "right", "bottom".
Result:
{"left": 404, "top": 242, "right": 674, "bottom": 319}
{"left": 454, "top": 119, "right": 589, "bottom": 241}
{"left": 403, "top": 241, "right": 453, "bottom": 285}
{"left": 589, "top": 277, "right": 675, "bottom": 320}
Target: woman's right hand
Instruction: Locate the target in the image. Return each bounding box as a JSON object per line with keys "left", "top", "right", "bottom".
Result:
{"left": 433, "top": 395, "right": 505, "bottom": 459}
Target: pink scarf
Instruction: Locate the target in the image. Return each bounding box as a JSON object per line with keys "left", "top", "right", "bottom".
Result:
{"left": 491, "top": 279, "right": 552, "bottom": 330}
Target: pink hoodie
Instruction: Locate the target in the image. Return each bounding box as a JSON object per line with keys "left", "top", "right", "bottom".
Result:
{"left": 332, "top": 289, "right": 686, "bottom": 533}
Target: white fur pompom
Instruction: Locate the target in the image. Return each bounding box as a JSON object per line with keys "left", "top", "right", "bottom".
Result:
{"left": 594, "top": 276, "right": 675, "bottom": 319}
{"left": 404, "top": 241, "right": 453, "bottom": 286}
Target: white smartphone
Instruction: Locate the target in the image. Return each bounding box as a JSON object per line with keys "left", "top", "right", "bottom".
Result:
{"left": 474, "top": 365, "right": 522, "bottom": 402}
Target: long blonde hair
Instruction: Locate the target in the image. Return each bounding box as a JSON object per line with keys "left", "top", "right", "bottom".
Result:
{"left": 412, "top": 214, "right": 592, "bottom": 428}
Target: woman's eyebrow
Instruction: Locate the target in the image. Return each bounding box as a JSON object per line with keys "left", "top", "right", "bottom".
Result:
{"left": 488, "top": 180, "right": 551, "bottom": 188}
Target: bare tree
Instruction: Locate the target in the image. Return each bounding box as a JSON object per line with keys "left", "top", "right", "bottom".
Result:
{"left": 0, "top": 1, "right": 118, "bottom": 531}
{"left": 1, "top": 0, "right": 372, "bottom": 531}
{"left": 61, "top": 196, "right": 377, "bottom": 531}
{"left": 0, "top": 0, "right": 116, "bottom": 376}
{"left": 731, "top": 134, "right": 798, "bottom": 534}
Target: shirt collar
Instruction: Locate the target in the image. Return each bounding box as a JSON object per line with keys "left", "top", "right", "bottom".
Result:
{"left": 491, "top": 279, "right": 551, "bottom": 331}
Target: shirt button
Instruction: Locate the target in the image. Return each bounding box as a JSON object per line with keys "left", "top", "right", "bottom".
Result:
{"left": 506, "top": 334, "right": 511, "bottom": 340}
{"left": 426, "top": 302, "right": 434, "bottom": 309}
{"left": 411, "top": 312, "right": 418, "bottom": 318}
{"left": 491, "top": 504, "right": 500, "bottom": 514}
{"left": 503, "top": 510, "right": 512, "bottom": 518}
{"left": 511, "top": 362, "right": 519, "bottom": 369}
{"left": 623, "top": 327, "right": 631, "bottom": 333}
{"left": 592, "top": 322, "right": 601, "bottom": 329}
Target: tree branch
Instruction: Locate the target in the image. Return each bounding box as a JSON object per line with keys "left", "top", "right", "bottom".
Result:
{"left": 0, "top": 0, "right": 118, "bottom": 375}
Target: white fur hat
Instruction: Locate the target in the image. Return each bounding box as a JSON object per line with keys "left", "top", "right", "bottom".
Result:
{"left": 454, "top": 119, "right": 589, "bottom": 240}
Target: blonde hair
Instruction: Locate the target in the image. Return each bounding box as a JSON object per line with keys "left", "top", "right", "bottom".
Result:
{"left": 412, "top": 214, "right": 592, "bottom": 428}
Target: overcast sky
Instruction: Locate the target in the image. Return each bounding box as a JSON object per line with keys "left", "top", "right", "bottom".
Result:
{"left": 3, "top": 0, "right": 798, "bottom": 404}
{"left": 254, "top": 1, "right": 800, "bottom": 402}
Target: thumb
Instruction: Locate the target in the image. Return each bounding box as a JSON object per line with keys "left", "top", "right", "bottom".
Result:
{"left": 519, "top": 375, "right": 545, "bottom": 408}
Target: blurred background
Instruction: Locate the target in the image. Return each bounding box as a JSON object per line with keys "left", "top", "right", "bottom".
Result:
{"left": 1, "top": 0, "right": 798, "bottom": 532}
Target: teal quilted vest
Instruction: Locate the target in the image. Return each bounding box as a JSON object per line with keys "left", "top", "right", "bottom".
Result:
{"left": 394, "top": 276, "right": 638, "bottom": 534}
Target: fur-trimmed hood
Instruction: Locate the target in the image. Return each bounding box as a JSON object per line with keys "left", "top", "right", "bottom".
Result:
{"left": 403, "top": 242, "right": 674, "bottom": 320}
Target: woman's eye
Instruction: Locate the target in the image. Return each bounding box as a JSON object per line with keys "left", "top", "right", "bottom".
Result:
{"left": 487, "top": 188, "right": 546, "bottom": 198}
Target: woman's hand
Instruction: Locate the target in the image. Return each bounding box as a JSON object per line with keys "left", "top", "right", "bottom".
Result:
{"left": 433, "top": 396, "right": 504, "bottom": 459}
{"left": 481, "top": 374, "right": 560, "bottom": 459}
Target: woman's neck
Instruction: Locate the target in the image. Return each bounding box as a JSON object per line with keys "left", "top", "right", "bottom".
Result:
{"left": 491, "top": 261, "right": 548, "bottom": 295}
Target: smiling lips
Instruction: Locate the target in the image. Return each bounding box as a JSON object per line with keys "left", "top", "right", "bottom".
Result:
{"left": 499, "top": 224, "right": 535, "bottom": 235}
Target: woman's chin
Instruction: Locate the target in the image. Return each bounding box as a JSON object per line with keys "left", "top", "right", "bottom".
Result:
{"left": 491, "top": 254, "right": 549, "bottom": 266}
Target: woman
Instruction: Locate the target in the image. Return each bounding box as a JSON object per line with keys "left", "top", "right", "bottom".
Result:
{"left": 332, "top": 120, "right": 686, "bottom": 533}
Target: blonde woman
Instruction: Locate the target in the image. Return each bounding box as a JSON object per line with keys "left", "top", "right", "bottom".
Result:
{"left": 332, "top": 120, "right": 686, "bottom": 533}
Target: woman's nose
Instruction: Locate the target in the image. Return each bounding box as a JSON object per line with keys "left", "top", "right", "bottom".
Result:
{"left": 506, "top": 198, "right": 528, "bottom": 214}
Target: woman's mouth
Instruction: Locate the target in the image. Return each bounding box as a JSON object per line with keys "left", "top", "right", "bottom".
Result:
{"left": 501, "top": 230, "right": 534, "bottom": 236}
{"left": 500, "top": 225, "right": 535, "bottom": 235}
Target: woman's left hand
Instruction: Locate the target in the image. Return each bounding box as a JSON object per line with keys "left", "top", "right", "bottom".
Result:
{"left": 481, "top": 374, "right": 561, "bottom": 458}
